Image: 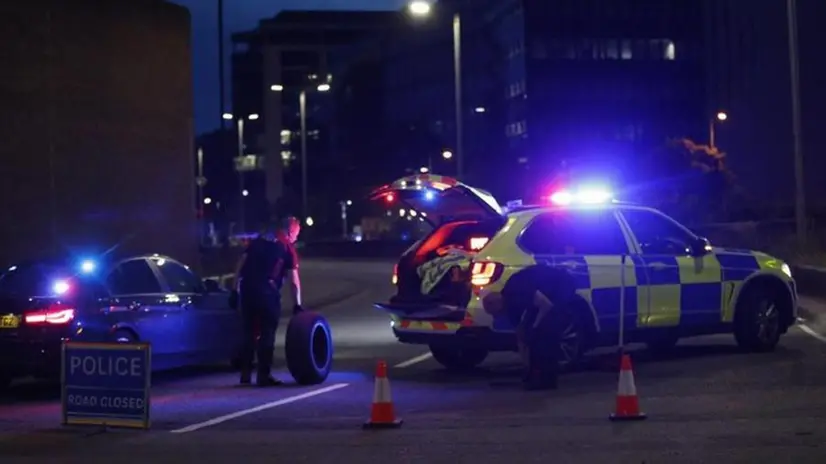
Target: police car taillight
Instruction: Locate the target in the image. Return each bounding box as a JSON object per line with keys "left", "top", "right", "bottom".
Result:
{"left": 392, "top": 264, "right": 398, "bottom": 285}
{"left": 470, "top": 261, "right": 503, "bottom": 286}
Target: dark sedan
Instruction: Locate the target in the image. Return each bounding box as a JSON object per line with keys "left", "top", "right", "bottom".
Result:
{"left": 0, "top": 253, "right": 242, "bottom": 388}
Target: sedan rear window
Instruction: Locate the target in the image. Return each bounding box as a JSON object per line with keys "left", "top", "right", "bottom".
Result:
{"left": 0, "top": 265, "right": 67, "bottom": 296}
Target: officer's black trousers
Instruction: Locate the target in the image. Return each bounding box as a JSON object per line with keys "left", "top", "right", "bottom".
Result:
{"left": 524, "top": 309, "right": 562, "bottom": 389}
{"left": 239, "top": 287, "right": 281, "bottom": 379}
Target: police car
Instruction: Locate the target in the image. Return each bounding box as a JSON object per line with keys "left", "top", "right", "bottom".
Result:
{"left": 371, "top": 174, "right": 798, "bottom": 370}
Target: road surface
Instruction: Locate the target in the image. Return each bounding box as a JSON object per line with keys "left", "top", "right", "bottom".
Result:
{"left": 2, "top": 260, "right": 826, "bottom": 462}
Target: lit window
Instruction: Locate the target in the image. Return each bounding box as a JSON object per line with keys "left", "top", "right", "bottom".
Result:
{"left": 665, "top": 41, "right": 675, "bottom": 60}
{"left": 621, "top": 40, "right": 632, "bottom": 59}
{"left": 280, "top": 150, "right": 292, "bottom": 161}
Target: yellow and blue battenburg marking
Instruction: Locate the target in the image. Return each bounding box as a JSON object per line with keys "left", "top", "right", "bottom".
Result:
{"left": 492, "top": 250, "right": 770, "bottom": 333}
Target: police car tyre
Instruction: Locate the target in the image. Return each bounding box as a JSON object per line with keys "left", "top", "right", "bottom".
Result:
{"left": 285, "top": 311, "right": 333, "bottom": 385}
{"left": 734, "top": 285, "right": 785, "bottom": 353}
{"left": 429, "top": 344, "right": 488, "bottom": 370}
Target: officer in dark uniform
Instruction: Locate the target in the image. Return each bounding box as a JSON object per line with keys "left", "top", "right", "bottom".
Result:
{"left": 229, "top": 216, "right": 303, "bottom": 387}
{"left": 502, "top": 268, "right": 569, "bottom": 391}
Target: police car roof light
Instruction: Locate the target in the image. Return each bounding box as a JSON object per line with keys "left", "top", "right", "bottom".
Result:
{"left": 550, "top": 188, "right": 612, "bottom": 205}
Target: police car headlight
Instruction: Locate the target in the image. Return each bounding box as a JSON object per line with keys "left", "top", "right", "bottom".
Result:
{"left": 781, "top": 263, "right": 792, "bottom": 278}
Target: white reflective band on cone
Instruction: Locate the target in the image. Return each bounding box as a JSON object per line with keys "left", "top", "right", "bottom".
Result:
{"left": 617, "top": 370, "right": 637, "bottom": 396}
{"left": 373, "top": 378, "right": 392, "bottom": 403}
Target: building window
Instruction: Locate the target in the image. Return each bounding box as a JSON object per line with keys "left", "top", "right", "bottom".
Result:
{"left": 548, "top": 38, "right": 676, "bottom": 61}
{"left": 281, "top": 150, "right": 292, "bottom": 167}
{"left": 620, "top": 40, "right": 632, "bottom": 59}
{"left": 280, "top": 130, "right": 291, "bottom": 145}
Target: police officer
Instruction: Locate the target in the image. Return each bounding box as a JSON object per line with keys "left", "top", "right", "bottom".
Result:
{"left": 502, "top": 268, "right": 571, "bottom": 390}
{"left": 229, "top": 217, "right": 303, "bottom": 387}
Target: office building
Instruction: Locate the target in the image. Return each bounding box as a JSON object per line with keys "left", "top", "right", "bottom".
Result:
{"left": 231, "top": 10, "right": 398, "bottom": 227}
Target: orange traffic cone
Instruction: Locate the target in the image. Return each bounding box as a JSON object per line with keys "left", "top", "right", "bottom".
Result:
{"left": 609, "top": 353, "right": 647, "bottom": 421}
{"left": 363, "top": 360, "right": 403, "bottom": 429}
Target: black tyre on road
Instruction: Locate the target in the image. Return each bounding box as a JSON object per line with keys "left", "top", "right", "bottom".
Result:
{"left": 285, "top": 311, "right": 333, "bottom": 385}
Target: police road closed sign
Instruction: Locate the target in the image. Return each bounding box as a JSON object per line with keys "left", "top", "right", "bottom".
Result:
{"left": 61, "top": 341, "right": 151, "bottom": 429}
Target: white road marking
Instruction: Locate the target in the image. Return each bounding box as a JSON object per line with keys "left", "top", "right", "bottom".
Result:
{"left": 394, "top": 352, "right": 433, "bottom": 368}
{"left": 798, "top": 324, "right": 826, "bottom": 343}
{"left": 170, "top": 383, "right": 350, "bottom": 434}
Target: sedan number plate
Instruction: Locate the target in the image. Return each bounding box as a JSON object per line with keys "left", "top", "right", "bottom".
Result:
{"left": 0, "top": 314, "right": 20, "bottom": 329}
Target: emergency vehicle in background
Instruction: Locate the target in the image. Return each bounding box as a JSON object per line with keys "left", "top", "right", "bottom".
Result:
{"left": 370, "top": 174, "right": 798, "bottom": 370}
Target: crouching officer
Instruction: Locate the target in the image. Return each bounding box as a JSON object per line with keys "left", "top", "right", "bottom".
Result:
{"left": 500, "top": 269, "right": 571, "bottom": 391}
{"left": 229, "top": 216, "right": 303, "bottom": 387}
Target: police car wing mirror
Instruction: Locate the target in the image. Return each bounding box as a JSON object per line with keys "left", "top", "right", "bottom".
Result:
{"left": 689, "top": 237, "right": 711, "bottom": 257}
{"left": 203, "top": 279, "right": 221, "bottom": 293}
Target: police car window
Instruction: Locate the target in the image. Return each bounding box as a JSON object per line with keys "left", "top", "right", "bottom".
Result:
{"left": 622, "top": 210, "right": 695, "bottom": 255}
{"left": 156, "top": 261, "right": 203, "bottom": 293}
{"left": 106, "top": 260, "right": 161, "bottom": 295}
{"left": 519, "top": 210, "right": 628, "bottom": 255}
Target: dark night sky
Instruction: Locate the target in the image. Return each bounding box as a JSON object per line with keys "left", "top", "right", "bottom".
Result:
{"left": 169, "top": 0, "right": 409, "bottom": 135}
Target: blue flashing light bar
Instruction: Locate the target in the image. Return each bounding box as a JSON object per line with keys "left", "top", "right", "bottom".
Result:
{"left": 549, "top": 187, "right": 613, "bottom": 205}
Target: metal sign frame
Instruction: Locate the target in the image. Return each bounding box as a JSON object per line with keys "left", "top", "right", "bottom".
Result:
{"left": 61, "top": 341, "right": 152, "bottom": 430}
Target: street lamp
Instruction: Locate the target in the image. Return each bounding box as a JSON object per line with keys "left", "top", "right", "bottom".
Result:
{"left": 787, "top": 0, "right": 806, "bottom": 245}
{"left": 271, "top": 82, "right": 331, "bottom": 219}
{"left": 709, "top": 111, "right": 727, "bottom": 149}
{"left": 408, "top": 1, "right": 464, "bottom": 180}
{"left": 442, "top": 150, "right": 453, "bottom": 160}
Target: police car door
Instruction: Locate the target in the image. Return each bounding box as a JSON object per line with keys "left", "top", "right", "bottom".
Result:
{"left": 523, "top": 209, "right": 639, "bottom": 333}
{"left": 619, "top": 208, "right": 722, "bottom": 328}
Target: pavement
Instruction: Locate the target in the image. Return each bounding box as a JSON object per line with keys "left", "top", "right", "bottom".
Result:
{"left": 3, "top": 261, "right": 826, "bottom": 462}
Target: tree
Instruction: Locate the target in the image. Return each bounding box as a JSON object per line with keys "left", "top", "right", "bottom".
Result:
{"left": 644, "top": 137, "right": 742, "bottom": 223}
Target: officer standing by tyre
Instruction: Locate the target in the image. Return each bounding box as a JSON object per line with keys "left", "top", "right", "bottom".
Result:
{"left": 229, "top": 216, "right": 303, "bottom": 387}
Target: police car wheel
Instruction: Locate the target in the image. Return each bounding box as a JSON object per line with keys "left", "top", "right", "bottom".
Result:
{"left": 734, "top": 291, "right": 782, "bottom": 352}
{"left": 285, "top": 311, "right": 333, "bottom": 385}
{"left": 429, "top": 345, "right": 488, "bottom": 371}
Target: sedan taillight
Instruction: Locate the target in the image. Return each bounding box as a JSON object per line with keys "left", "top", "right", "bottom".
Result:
{"left": 25, "top": 303, "right": 76, "bottom": 325}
